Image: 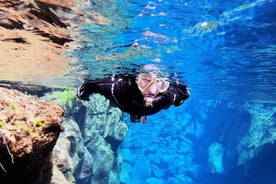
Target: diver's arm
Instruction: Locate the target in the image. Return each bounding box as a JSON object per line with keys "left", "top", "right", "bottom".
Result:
{"left": 77, "top": 76, "right": 133, "bottom": 101}
{"left": 77, "top": 78, "right": 115, "bottom": 101}
{"left": 151, "top": 83, "right": 189, "bottom": 108}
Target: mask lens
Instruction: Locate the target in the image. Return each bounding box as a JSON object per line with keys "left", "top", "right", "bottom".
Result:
{"left": 138, "top": 75, "right": 154, "bottom": 91}
{"left": 148, "top": 82, "right": 158, "bottom": 93}
{"left": 156, "top": 80, "right": 170, "bottom": 92}
{"left": 137, "top": 74, "right": 170, "bottom": 93}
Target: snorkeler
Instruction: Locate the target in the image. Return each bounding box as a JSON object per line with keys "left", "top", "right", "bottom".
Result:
{"left": 77, "top": 73, "right": 190, "bottom": 123}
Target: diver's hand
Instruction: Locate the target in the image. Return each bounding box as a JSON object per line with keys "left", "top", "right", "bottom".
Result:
{"left": 77, "top": 84, "right": 90, "bottom": 101}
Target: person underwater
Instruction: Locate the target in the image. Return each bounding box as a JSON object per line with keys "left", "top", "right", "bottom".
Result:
{"left": 77, "top": 73, "right": 190, "bottom": 123}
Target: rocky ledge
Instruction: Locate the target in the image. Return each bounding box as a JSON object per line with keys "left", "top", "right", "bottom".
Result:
{"left": 0, "top": 87, "right": 64, "bottom": 183}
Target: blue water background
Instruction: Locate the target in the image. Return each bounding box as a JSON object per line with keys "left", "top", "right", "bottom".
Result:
{"left": 73, "top": 0, "right": 276, "bottom": 183}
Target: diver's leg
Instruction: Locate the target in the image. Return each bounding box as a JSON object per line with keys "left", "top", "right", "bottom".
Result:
{"left": 130, "top": 115, "right": 147, "bottom": 123}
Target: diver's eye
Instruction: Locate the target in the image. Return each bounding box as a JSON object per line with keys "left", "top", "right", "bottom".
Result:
{"left": 142, "top": 78, "right": 152, "bottom": 83}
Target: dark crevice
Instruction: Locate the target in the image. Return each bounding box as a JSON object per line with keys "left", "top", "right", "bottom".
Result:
{"left": 104, "top": 136, "right": 122, "bottom": 157}
{"left": 33, "top": 2, "right": 68, "bottom": 28}
{"left": 32, "top": 29, "right": 72, "bottom": 45}
{"left": 0, "top": 80, "right": 69, "bottom": 97}
{"left": 2, "top": 37, "right": 28, "bottom": 44}
{"left": 0, "top": 18, "right": 23, "bottom": 29}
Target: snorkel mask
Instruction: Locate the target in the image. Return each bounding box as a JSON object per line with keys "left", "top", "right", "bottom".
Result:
{"left": 137, "top": 73, "right": 170, "bottom": 94}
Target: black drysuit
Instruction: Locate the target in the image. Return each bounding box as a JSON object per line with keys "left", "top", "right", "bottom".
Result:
{"left": 77, "top": 75, "right": 189, "bottom": 123}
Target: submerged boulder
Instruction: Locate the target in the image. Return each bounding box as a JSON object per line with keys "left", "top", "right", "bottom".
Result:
{"left": 0, "top": 87, "right": 64, "bottom": 183}
{"left": 208, "top": 142, "right": 224, "bottom": 174}
{"left": 83, "top": 94, "right": 128, "bottom": 184}
{"left": 49, "top": 93, "right": 128, "bottom": 184}
{"left": 237, "top": 103, "right": 276, "bottom": 165}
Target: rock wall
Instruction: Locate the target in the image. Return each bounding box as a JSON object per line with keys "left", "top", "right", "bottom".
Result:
{"left": 50, "top": 93, "right": 128, "bottom": 184}
{"left": 189, "top": 100, "right": 276, "bottom": 184}
{"left": 0, "top": 84, "right": 128, "bottom": 184}
{"left": 0, "top": 87, "right": 64, "bottom": 184}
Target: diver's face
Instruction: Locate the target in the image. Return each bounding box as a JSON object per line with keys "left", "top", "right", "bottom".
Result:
{"left": 141, "top": 82, "right": 160, "bottom": 97}
{"left": 137, "top": 73, "right": 166, "bottom": 97}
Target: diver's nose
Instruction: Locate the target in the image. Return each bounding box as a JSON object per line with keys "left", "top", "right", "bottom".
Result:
{"left": 149, "top": 83, "right": 158, "bottom": 94}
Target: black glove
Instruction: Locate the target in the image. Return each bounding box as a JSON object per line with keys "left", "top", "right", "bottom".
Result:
{"left": 173, "top": 84, "right": 190, "bottom": 106}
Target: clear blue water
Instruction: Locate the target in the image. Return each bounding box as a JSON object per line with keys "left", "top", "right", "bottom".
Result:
{"left": 73, "top": 0, "right": 276, "bottom": 183}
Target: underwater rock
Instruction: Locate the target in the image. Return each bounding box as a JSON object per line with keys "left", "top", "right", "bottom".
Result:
{"left": 52, "top": 118, "right": 93, "bottom": 184}
{"left": 167, "top": 177, "right": 182, "bottom": 184}
{"left": 147, "top": 153, "right": 162, "bottom": 165}
{"left": 0, "top": 87, "right": 64, "bottom": 183}
{"left": 84, "top": 94, "right": 128, "bottom": 184}
{"left": 129, "top": 155, "right": 151, "bottom": 183}
{"left": 151, "top": 165, "right": 164, "bottom": 178}
{"left": 237, "top": 103, "right": 276, "bottom": 165}
{"left": 162, "top": 153, "right": 175, "bottom": 164}
{"left": 51, "top": 164, "right": 73, "bottom": 184}
{"left": 119, "top": 106, "right": 197, "bottom": 184}
{"left": 120, "top": 147, "right": 136, "bottom": 162}
{"left": 51, "top": 93, "right": 128, "bottom": 184}
{"left": 208, "top": 142, "right": 224, "bottom": 173}
{"left": 119, "top": 162, "right": 132, "bottom": 183}
{"left": 145, "top": 177, "right": 164, "bottom": 184}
